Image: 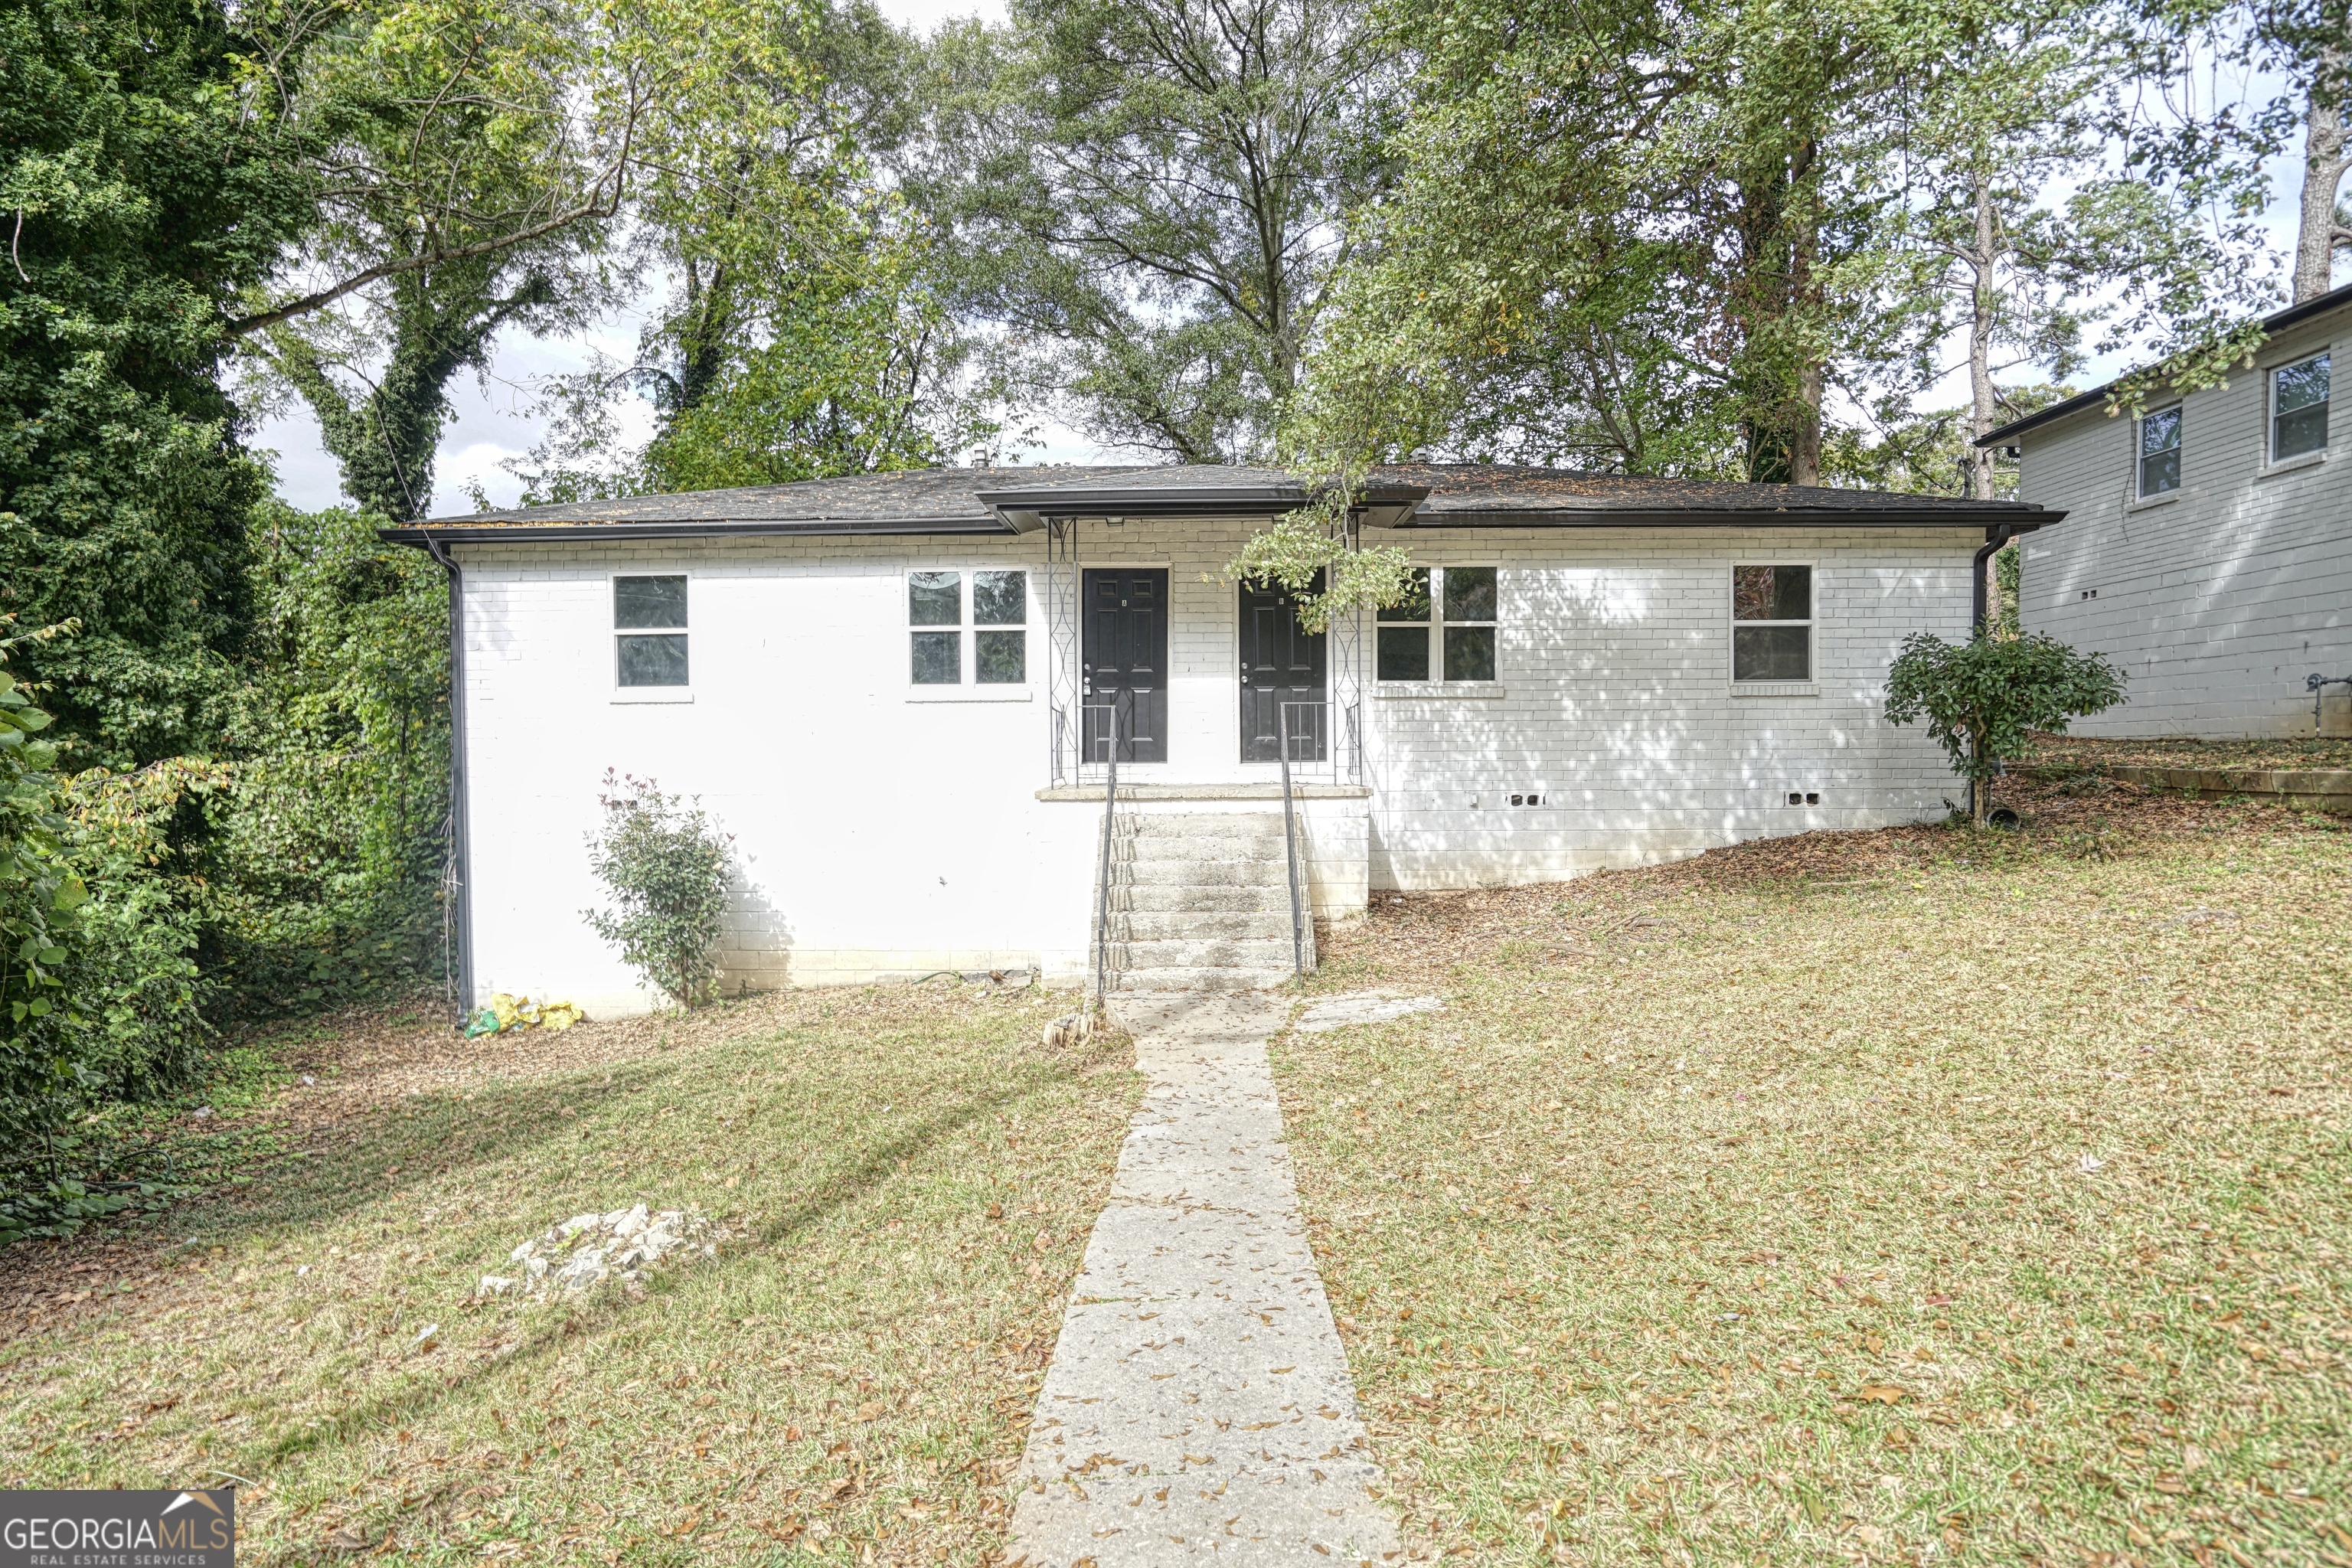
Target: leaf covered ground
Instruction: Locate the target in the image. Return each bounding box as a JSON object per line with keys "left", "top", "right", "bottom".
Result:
{"left": 0, "top": 983, "right": 1138, "bottom": 1565}
{"left": 2022, "top": 731, "right": 2352, "bottom": 774}
{"left": 1279, "top": 780, "right": 2350, "bottom": 1566}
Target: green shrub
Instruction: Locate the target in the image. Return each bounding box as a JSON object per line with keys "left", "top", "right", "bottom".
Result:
{"left": 583, "top": 772, "right": 734, "bottom": 1009}
{"left": 0, "top": 623, "right": 85, "bottom": 1154}
{"left": 1884, "top": 632, "right": 2126, "bottom": 826}
{"left": 208, "top": 505, "right": 451, "bottom": 1014}
{"left": 0, "top": 625, "right": 210, "bottom": 1243}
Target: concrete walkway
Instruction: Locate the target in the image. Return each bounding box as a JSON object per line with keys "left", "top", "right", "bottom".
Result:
{"left": 1008, "top": 994, "right": 1397, "bottom": 1567}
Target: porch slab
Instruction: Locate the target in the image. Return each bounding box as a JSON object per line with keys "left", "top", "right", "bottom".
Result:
{"left": 1036, "top": 783, "right": 1374, "bottom": 802}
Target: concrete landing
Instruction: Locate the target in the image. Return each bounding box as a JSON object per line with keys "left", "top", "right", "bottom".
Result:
{"left": 1007, "top": 994, "right": 1396, "bottom": 1568}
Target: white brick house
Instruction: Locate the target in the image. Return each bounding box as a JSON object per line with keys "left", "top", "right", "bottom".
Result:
{"left": 389, "top": 464, "right": 2052, "bottom": 1015}
{"left": 1981, "top": 283, "right": 2352, "bottom": 739}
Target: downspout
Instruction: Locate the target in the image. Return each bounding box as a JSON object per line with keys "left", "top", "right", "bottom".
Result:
{"left": 419, "top": 530, "right": 475, "bottom": 1029}
{"left": 1971, "top": 521, "right": 2017, "bottom": 636}
{"left": 1967, "top": 521, "right": 2020, "bottom": 821}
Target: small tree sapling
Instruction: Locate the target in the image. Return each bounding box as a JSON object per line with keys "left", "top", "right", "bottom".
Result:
{"left": 1883, "top": 632, "right": 2125, "bottom": 826}
{"left": 583, "top": 772, "right": 734, "bottom": 1009}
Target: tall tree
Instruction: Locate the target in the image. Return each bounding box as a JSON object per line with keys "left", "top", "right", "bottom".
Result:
{"left": 1291, "top": 0, "right": 1916, "bottom": 487}
{"left": 230, "top": 0, "right": 816, "bottom": 518}
{"left": 228, "top": 0, "right": 646, "bottom": 517}
{"left": 500, "top": 0, "right": 988, "bottom": 499}
{"left": 1893, "top": 0, "right": 2270, "bottom": 498}
{"left": 918, "top": 0, "right": 1401, "bottom": 462}
{"left": 2293, "top": 50, "right": 2350, "bottom": 296}
{"left": 0, "top": 0, "right": 314, "bottom": 764}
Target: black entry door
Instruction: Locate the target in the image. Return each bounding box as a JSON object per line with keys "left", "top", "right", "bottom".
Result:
{"left": 1081, "top": 569, "right": 1169, "bottom": 763}
{"left": 1238, "top": 573, "right": 1327, "bottom": 763}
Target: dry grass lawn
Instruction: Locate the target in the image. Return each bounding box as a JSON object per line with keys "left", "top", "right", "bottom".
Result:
{"left": 0, "top": 982, "right": 1138, "bottom": 1566}
{"left": 1278, "top": 780, "right": 2351, "bottom": 1566}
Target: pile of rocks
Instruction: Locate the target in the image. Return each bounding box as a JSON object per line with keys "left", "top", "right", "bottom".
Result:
{"left": 477, "top": 1204, "right": 715, "bottom": 1300}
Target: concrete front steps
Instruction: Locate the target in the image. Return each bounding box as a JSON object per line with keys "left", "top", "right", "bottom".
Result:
{"left": 1097, "top": 811, "right": 1313, "bottom": 991}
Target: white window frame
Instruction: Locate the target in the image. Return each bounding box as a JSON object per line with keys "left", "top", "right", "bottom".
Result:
{"left": 1728, "top": 560, "right": 1817, "bottom": 693}
{"left": 1372, "top": 564, "right": 1504, "bottom": 695}
{"left": 609, "top": 570, "right": 693, "bottom": 704}
{"left": 2135, "top": 403, "right": 2183, "bottom": 499}
{"left": 2265, "top": 348, "right": 2331, "bottom": 466}
{"left": 905, "top": 566, "right": 1035, "bottom": 703}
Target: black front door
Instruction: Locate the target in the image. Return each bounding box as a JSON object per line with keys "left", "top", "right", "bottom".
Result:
{"left": 1081, "top": 568, "right": 1169, "bottom": 763}
{"left": 1238, "top": 574, "right": 1327, "bottom": 763}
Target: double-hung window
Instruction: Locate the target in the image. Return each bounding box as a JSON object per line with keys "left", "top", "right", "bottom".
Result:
{"left": 1732, "top": 564, "right": 1811, "bottom": 683}
{"left": 1377, "top": 567, "right": 1498, "bottom": 683}
{"left": 2137, "top": 406, "right": 2181, "bottom": 496}
{"left": 910, "top": 570, "right": 1028, "bottom": 686}
{"left": 615, "top": 575, "right": 688, "bottom": 687}
{"left": 2271, "top": 351, "right": 2330, "bottom": 461}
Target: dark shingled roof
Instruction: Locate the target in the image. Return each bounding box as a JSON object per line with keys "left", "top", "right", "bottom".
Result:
{"left": 386, "top": 462, "right": 2053, "bottom": 543}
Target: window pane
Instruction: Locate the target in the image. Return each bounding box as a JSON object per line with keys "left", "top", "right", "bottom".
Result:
{"left": 910, "top": 571, "right": 961, "bottom": 626}
{"left": 2139, "top": 446, "right": 2180, "bottom": 495}
{"left": 972, "top": 570, "right": 1026, "bottom": 626}
{"left": 2275, "top": 402, "right": 2329, "bottom": 459}
{"left": 1443, "top": 625, "right": 1497, "bottom": 682}
{"left": 617, "top": 633, "right": 688, "bottom": 686}
{"left": 1733, "top": 564, "right": 1809, "bottom": 621}
{"left": 975, "top": 629, "right": 1026, "bottom": 683}
{"left": 2274, "top": 357, "right": 2329, "bottom": 460}
{"left": 1377, "top": 567, "right": 1431, "bottom": 622}
{"left": 911, "top": 631, "right": 960, "bottom": 684}
{"left": 2275, "top": 354, "right": 2329, "bottom": 413}
{"left": 615, "top": 575, "right": 687, "bottom": 629}
{"left": 2139, "top": 407, "right": 2180, "bottom": 456}
{"left": 1377, "top": 625, "right": 1429, "bottom": 681}
{"left": 1733, "top": 625, "right": 1810, "bottom": 681}
{"left": 1442, "top": 566, "right": 1496, "bottom": 622}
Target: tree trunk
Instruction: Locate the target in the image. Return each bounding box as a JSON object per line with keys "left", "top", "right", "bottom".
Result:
{"left": 1791, "top": 361, "right": 1823, "bottom": 486}
{"left": 1966, "top": 170, "right": 2000, "bottom": 501}
{"left": 272, "top": 264, "right": 556, "bottom": 519}
{"left": 2295, "top": 59, "right": 2350, "bottom": 303}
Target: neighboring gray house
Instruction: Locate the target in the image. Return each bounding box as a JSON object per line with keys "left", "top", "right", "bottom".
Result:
{"left": 1981, "top": 282, "right": 2352, "bottom": 738}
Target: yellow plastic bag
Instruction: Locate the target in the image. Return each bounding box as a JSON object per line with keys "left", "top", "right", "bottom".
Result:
{"left": 538, "top": 1001, "right": 586, "bottom": 1032}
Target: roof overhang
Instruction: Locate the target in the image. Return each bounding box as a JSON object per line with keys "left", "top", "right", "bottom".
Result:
{"left": 972, "top": 481, "right": 1432, "bottom": 531}
{"left": 1383, "top": 506, "right": 2054, "bottom": 531}
{"left": 381, "top": 495, "right": 2055, "bottom": 544}
{"left": 380, "top": 516, "right": 1008, "bottom": 547}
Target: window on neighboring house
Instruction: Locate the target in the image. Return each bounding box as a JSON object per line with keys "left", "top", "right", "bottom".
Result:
{"left": 2272, "top": 351, "right": 2330, "bottom": 461}
{"left": 1732, "top": 564, "right": 1811, "bottom": 682}
{"left": 615, "top": 575, "right": 688, "bottom": 687}
{"left": 910, "top": 570, "right": 1028, "bottom": 686}
{"left": 1376, "top": 567, "right": 1498, "bottom": 682}
{"left": 2138, "top": 405, "right": 2181, "bottom": 496}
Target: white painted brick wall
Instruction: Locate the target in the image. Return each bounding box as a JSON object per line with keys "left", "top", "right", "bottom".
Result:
{"left": 2014, "top": 309, "right": 2351, "bottom": 738}
{"left": 453, "top": 519, "right": 1982, "bottom": 1012}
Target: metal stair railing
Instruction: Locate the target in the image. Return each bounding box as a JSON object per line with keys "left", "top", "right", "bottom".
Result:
{"left": 1088, "top": 695, "right": 1125, "bottom": 1011}
{"left": 1278, "top": 701, "right": 1321, "bottom": 978}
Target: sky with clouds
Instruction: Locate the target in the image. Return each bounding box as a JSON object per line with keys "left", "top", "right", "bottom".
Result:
{"left": 249, "top": 2, "right": 2308, "bottom": 518}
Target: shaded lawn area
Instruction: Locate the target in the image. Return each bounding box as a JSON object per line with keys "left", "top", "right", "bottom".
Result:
{"left": 0, "top": 984, "right": 1138, "bottom": 1566}
{"left": 2022, "top": 731, "right": 2352, "bottom": 774}
{"left": 1277, "top": 787, "right": 2350, "bottom": 1566}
